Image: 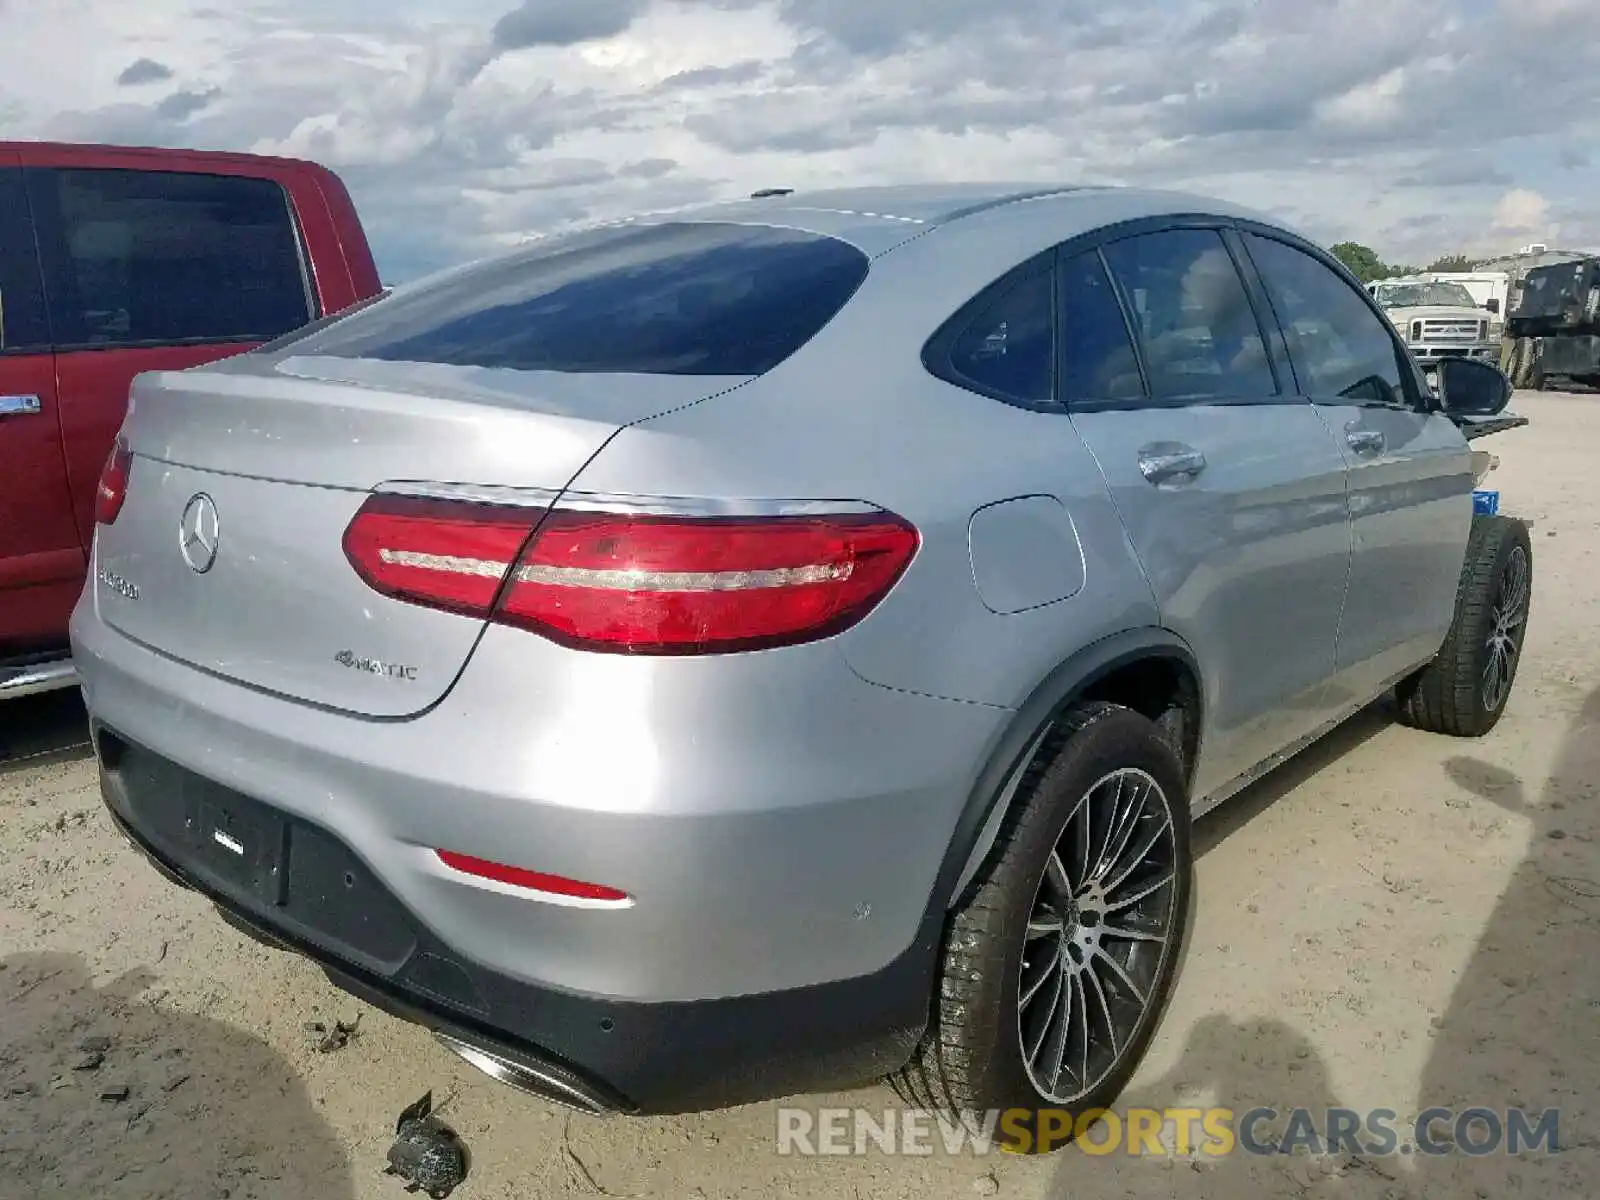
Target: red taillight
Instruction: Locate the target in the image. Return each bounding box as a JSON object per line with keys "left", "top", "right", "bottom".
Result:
{"left": 499, "top": 509, "right": 920, "bottom": 653}
{"left": 341, "top": 494, "right": 543, "bottom": 617}
{"left": 341, "top": 495, "right": 919, "bottom": 655}
{"left": 95, "top": 437, "right": 133, "bottom": 526}
{"left": 435, "top": 849, "right": 631, "bottom": 903}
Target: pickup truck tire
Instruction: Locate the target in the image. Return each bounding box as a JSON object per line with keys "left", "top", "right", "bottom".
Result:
{"left": 1396, "top": 514, "right": 1532, "bottom": 738}
{"left": 892, "top": 702, "right": 1193, "bottom": 1154}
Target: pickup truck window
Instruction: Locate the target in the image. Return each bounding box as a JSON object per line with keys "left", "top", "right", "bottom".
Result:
{"left": 275, "top": 220, "right": 870, "bottom": 376}
{"left": 1372, "top": 281, "right": 1478, "bottom": 310}
{"left": 0, "top": 170, "right": 50, "bottom": 353}
{"left": 27, "top": 167, "right": 313, "bottom": 349}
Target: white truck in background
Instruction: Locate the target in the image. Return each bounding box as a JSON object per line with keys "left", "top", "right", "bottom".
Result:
{"left": 1368, "top": 275, "right": 1505, "bottom": 386}
{"left": 1422, "top": 271, "right": 1513, "bottom": 333}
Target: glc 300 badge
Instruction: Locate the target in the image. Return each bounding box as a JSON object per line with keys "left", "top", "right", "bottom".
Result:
{"left": 96, "top": 566, "right": 139, "bottom": 600}
{"left": 334, "top": 649, "right": 418, "bottom": 681}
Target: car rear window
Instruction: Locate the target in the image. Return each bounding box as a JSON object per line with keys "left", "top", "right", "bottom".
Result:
{"left": 279, "top": 221, "right": 870, "bottom": 376}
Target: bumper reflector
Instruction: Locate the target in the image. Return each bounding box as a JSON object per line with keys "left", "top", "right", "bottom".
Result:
{"left": 435, "top": 849, "right": 630, "bottom": 904}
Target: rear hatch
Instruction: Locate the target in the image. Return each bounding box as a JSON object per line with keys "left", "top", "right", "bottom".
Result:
{"left": 95, "top": 357, "right": 742, "bottom": 717}
{"left": 90, "top": 216, "right": 871, "bottom": 718}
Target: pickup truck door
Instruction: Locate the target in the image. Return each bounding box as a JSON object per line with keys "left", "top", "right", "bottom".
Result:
{"left": 0, "top": 159, "right": 84, "bottom": 658}
{"left": 22, "top": 162, "right": 323, "bottom": 548}
{"left": 1237, "top": 230, "right": 1474, "bottom": 706}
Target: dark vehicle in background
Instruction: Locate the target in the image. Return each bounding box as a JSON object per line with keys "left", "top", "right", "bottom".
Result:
{"left": 1505, "top": 256, "right": 1600, "bottom": 390}
{"left": 0, "top": 142, "right": 382, "bottom": 698}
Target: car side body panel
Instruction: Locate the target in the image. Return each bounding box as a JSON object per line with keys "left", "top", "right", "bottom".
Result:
{"left": 558, "top": 241, "right": 1165, "bottom": 713}
{"left": 1070, "top": 401, "right": 1352, "bottom": 798}
{"left": 1232, "top": 223, "right": 1474, "bottom": 707}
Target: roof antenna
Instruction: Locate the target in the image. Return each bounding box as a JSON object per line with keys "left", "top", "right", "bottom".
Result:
{"left": 749, "top": 188, "right": 794, "bottom": 199}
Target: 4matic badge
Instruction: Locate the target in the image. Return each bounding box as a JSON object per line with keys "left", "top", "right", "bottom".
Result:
{"left": 334, "top": 649, "right": 419, "bottom": 681}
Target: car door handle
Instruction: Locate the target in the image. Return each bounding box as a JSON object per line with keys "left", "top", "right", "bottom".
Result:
{"left": 1137, "top": 445, "right": 1207, "bottom": 485}
{"left": 1346, "top": 429, "right": 1385, "bottom": 456}
{"left": 0, "top": 394, "right": 43, "bottom": 417}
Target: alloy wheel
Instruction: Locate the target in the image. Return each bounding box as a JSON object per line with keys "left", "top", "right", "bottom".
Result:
{"left": 1017, "top": 767, "right": 1180, "bottom": 1104}
{"left": 1481, "top": 544, "right": 1529, "bottom": 714}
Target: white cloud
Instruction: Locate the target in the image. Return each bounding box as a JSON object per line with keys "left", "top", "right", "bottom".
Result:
{"left": 2, "top": 0, "right": 1597, "bottom": 279}
{"left": 1492, "top": 188, "right": 1552, "bottom": 235}
{"left": 1313, "top": 67, "right": 1408, "bottom": 131}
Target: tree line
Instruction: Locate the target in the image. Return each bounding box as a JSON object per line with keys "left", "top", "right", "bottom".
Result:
{"left": 1330, "top": 243, "right": 1484, "bottom": 284}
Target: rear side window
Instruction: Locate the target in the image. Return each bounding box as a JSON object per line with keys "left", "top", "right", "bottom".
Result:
{"left": 1243, "top": 232, "right": 1411, "bottom": 407}
{"left": 945, "top": 266, "right": 1055, "bottom": 402}
{"left": 0, "top": 169, "right": 50, "bottom": 353}
{"left": 28, "top": 167, "right": 312, "bottom": 349}
{"left": 281, "top": 221, "right": 870, "bottom": 376}
{"left": 1101, "top": 229, "right": 1278, "bottom": 402}
{"left": 1059, "top": 250, "right": 1143, "bottom": 402}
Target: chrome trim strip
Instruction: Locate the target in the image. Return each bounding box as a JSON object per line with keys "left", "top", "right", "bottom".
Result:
{"left": 372, "top": 481, "right": 560, "bottom": 508}
{"left": 553, "top": 492, "right": 885, "bottom": 518}
{"left": 0, "top": 657, "right": 78, "bottom": 700}
{"left": 372, "top": 482, "right": 885, "bottom": 519}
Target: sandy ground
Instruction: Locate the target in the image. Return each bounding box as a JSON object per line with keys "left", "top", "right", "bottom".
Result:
{"left": 2, "top": 389, "right": 1596, "bottom": 1200}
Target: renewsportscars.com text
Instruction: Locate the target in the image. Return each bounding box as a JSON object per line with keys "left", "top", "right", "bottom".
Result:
{"left": 775, "top": 1105, "right": 1561, "bottom": 1157}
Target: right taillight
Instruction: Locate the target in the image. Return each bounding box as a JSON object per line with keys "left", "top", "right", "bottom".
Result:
{"left": 95, "top": 436, "right": 133, "bottom": 526}
{"left": 341, "top": 495, "right": 919, "bottom": 655}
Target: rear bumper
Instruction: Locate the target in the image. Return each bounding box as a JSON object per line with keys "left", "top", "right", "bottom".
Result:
{"left": 71, "top": 589, "right": 1014, "bottom": 1111}
{"left": 93, "top": 731, "right": 930, "bottom": 1113}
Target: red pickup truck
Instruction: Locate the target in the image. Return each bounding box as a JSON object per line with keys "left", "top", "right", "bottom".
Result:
{"left": 1, "top": 141, "right": 383, "bottom": 700}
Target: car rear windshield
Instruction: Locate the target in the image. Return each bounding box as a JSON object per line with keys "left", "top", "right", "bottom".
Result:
{"left": 273, "top": 221, "right": 870, "bottom": 376}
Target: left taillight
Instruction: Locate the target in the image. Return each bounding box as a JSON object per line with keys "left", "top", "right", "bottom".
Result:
{"left": 341, "top": 494, "right": 920, "bottom": 655}
{"left": 340, "top": 493, "right": 544, "bottom": 617}
{"left": 95, "top": 436, "right": 133, "bottom": 526}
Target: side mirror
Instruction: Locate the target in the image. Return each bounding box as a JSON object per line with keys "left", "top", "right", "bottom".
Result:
{"left": 1436, "top": 357, "right": 1513, "bottom": 416}
{"left": 1484, "top": 298, "right": 1500, "bottom": 314}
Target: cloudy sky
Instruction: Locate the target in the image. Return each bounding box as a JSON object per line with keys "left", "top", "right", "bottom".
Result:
{"left": 3, "top": 0, "right": 1597, "bottom": 282}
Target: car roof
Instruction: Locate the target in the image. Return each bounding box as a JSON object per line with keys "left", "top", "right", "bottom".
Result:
{"left": 607, "top": 181, "right": 1293, "bottom": 260}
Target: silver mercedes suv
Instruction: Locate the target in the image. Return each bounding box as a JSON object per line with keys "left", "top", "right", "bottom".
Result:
{"left": 70, "top": 183, "right": 1532, "bottom": 1150}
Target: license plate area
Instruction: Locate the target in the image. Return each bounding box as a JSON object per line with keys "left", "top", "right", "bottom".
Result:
{"left": 192, "top": 797, "right": 287, "bottom": 904}
{"left": 100, "top": 729, "right": 422, "bottom": 974}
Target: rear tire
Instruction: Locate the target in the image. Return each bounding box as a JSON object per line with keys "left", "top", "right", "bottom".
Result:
{"left": 1396, "top": 514, "right": 1532, "bottom": 737}
{"left": 893, "top": 702, "right": 1193, "bottom": 1155}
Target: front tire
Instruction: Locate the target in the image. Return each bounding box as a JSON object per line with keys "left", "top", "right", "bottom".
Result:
{"left": 1396, "top": 514, "right": 1532, "bottom": 737}
{"left": 894, "top": 702, "right": 1193, "bottom": 1154}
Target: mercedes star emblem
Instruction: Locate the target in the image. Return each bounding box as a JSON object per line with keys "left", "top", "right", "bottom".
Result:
{"left": 179, "top": 493, "right": 221, "bottom": 574}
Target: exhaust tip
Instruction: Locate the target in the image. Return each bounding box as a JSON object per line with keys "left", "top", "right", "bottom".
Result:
{"left": 433, "top": 1031, "right": 620, "bottom": 1115}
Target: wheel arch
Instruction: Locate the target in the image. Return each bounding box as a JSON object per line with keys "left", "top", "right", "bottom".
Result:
{"left": 936, "top": 628, "right": 1204, "bottom": 913}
